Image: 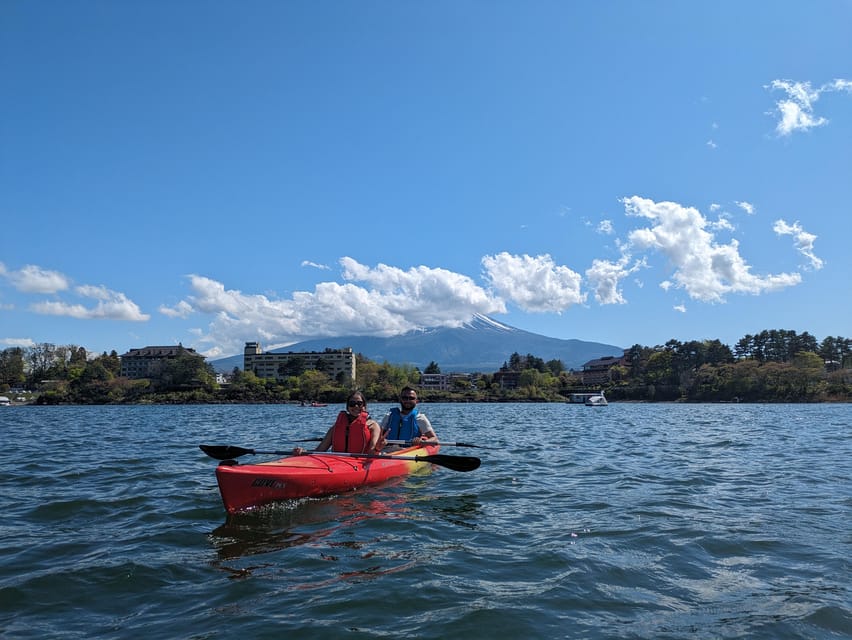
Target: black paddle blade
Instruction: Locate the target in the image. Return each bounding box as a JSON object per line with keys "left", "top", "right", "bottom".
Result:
{"left": 451, "top": 442, "right": 482, "bottom": 449}
{"left": 199, "top": 444, "right": 255, "bottom": 460}
{"left": 419, "top": 454, "right": 481, "bottom": 472}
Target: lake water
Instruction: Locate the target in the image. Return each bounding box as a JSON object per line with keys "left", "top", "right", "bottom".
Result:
{"left": 1, "top": 403, "right": 850, "bottom": 639}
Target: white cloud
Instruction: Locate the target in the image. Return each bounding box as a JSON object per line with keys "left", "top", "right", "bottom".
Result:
{"left": 178, "top": 260, "right": 507, "bottom": 355}
{"left": 673, "top": 304, "right": 687, "bottom": 313}
{"left": 340, "top": 257, "right": 505, "bottom": 325}
{"left": 622, "top": 196, "right": 802, "bottom": 302}
{"left": 828, "top": 79, "right": 852, "bottom": 92}
{"left": 0, "top": 262, "right": 149, "bottom": 322}
{"left": 708, "top": 214, "right": 734, "bottom": 232}
{"left": 735, "top": 201, "right": 755, "bottom": 215}
{"left": 706, "top": 139, "right": 717, "bottom": 149}
{"left": 159, "top": 300, "right": 194, "bottom": 318}
{"left": 766, "top": 78, "right": 852, "bottom": 136}
{"left": 31, "top": 285, "right": 149, "bottom": 321}
{"left": 773, "top": 219, "right": 824, "bottom": 270}
{"left": 585, "top": 255, "right": 644, "bottom": 305}
{"left": 481, "top": 252, "right": 584, "bottom": 312}
{"left": 0, "top": 337, "right": 35, "bottom": 348}
{"left": 2, "top": 264, "right": 70, "bottom": 293}
{"left": 597, "top": 220, "right": 615, "bottom": 235}
{"left": 301, "top": 260, "right": 330, "bottom": 270}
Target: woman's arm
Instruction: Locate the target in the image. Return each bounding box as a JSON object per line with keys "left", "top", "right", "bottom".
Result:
{"left": 295, "top": 426, "right": 332, "bottom": 455}
{"left": 366, "top": 419, "right": 384, "bottom": 452}
{"left": 315, "top": 426, "right": 333, "bottom": 452}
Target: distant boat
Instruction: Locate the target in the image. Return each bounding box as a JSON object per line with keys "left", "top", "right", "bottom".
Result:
{"left": 585, "top": 392, "right": 608, "bottom": 407}
{"left": 0, "top": 396, "right": 10, "bottom": 407}
{"left": 298, "top": 400, "right": 328, "bottom": 407}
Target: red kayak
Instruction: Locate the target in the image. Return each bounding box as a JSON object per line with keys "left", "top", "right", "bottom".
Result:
{"left": 211, "top": 444, "right": 441, "bottom": 513}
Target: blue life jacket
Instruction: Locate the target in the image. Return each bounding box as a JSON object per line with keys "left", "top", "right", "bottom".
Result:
{"left": 385, "top": 407, "right": 420, "bottom": 441}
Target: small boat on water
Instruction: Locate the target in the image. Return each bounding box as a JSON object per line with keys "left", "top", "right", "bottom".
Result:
{"left": 585, "top": 391, "right": 608, "bottom": 406}
{"left": 202, "top": 444, "right": 453, "bottom": 513}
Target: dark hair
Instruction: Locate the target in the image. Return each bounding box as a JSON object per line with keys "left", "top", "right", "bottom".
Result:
{"left": 399, "top": 386, "right": 418, "bottom": 398}
{"left": 347, "top": 390, "right": 367, "bottom": 410}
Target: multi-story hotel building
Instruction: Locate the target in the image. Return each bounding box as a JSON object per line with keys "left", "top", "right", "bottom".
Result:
{"left": 243, "top": 342, "right": 356, "bottom": 383}
{"left": 119, "top": 345, "right": 202, "bottom": 379}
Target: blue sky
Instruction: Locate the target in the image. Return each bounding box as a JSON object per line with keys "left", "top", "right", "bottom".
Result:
{"left": 2, "top": 2, "right": 850, "bottom": 360}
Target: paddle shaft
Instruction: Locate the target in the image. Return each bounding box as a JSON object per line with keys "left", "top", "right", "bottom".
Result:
{"left": 198, "top": 444, "right": 480, "bottom": 472}
{"left": 293, "top": 437, "right": 480, "bottom": 448}
{"left": 384, "top": 439, "right": 481, "bottom": 448}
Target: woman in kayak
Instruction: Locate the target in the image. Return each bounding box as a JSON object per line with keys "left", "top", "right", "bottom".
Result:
{"left": 294, "top": 391, "right": 384, "bottom": 455}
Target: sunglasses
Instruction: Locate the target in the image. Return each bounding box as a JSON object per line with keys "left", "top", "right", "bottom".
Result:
{"left": 347, "top": 400, "right": 364, "bottom": 407}
{"left": 400, "top": 396, "right": 417, "bottom": 401}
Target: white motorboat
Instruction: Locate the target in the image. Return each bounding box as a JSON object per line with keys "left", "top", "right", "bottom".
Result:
{"left": 585, "top": 392, "right": 608, "bottom": 406}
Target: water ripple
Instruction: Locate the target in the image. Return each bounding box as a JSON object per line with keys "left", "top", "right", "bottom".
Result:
{"left": 0, "top": 403, "right": 849, "bottom": 638}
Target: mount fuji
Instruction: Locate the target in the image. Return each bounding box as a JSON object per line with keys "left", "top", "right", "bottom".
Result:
{"left": 209, "top": 315, "right": 624, "bottom": 373}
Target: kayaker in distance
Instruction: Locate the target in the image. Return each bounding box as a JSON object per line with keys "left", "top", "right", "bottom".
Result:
{"left": 294, "top": 391, "right": 384, "bottom": 455}
{"left": 378, "top": 386, "right": 438, "bottom": 450}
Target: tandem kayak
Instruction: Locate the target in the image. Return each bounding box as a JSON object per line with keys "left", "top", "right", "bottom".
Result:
{"left": 209, "top": 444, "right": 442, "bottom": 513}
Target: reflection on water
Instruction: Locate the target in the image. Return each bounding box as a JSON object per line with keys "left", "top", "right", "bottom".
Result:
{"left": 210, "top": 490, "right": 408, "bottom": 560}
{"left": 208, "top": 478, "right": 485, "bottom": 589}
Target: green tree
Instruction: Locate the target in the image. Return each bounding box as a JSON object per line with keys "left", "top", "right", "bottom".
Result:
{"left": 278, "top": 357, "right": 305, "bottom": 378}
{"left": 424, "top": 361, "right": 441, "bottom": 374}
{"left": 298, "top": 369, "right": 332, "bottom": 401}
{"left": 27, "top": 343, "right": 57, "bottom": 382}
{"left": 155, "top": 350, "right": 214, "bottom": 391}
{"left": 0, "top": 348, "right": 26, "bottom": 387}
{"left": 545, "top": 359, "right": 564, "bottom": 376}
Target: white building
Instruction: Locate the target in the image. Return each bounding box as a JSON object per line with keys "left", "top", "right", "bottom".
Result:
{"left": 243, "top": 342, "right": 356, "bottom": 383}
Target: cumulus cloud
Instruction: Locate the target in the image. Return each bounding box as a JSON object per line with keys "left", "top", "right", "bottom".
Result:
{"left": 159, "top": 300, "right": 194, "bottom": 319}
{"left": 622, "top": 196, "right": 802, "bottom": 302}
{"left": 481, "top": 252, "right": 584, "bottom": 312}
{"left": 0, "top": 262, "right": 150, "bottom": 322}
{"left": 1, "top": 263, "right": 70, "bottom": 293}
{"left": 773, "top": 219, "right": 824, "bottom": 270}
{"left": 766, "top": 78, "right": 852, "bottom": 136}
{"left": 585, "top": 255, "right": 645, "bottom": 305}
{"left": 708, "top": 214, "right": 734, "bottom": 232}
{"left": 31, "top": 285, "right": 150, "bottom": 321}
{"left": 178, "top": 260, "right": 507, "bottom": 355}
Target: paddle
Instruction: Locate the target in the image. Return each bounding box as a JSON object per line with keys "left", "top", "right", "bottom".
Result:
{"left": 384, "top": 439, "right": 482, "bottom": 448}
{"left": 199, "top": 444, "right": 481, "bottom": 472}
{"left": 290, "top": 437, "right": 481, "bottom": 448}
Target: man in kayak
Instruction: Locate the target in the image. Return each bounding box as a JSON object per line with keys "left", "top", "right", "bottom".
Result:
{"left": 294, "top": 391, "right": 384, "bottom": 455}
{"left": 378, "top": 386, "right": 438, "bottom": 449}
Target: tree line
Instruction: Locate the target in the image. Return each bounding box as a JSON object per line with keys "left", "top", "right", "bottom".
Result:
{"left": 0, "top": 328, "right": 849, "bottom": 404}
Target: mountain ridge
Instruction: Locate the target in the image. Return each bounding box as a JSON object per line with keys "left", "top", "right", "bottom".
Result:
{"left": 210, "top": 315, "right": 624, "bottom": 373}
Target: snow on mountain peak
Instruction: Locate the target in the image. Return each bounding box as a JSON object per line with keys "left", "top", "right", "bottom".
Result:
{"left": 465, "top": 314, "right": 515, "bottom": 332}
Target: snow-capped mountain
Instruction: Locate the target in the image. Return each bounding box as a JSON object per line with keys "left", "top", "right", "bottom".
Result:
{"left": 210, "top": 315, "right": 624, "bottom": 373}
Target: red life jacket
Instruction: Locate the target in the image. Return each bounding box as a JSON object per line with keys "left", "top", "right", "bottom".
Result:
{"left": 331, "top": 411, "right": 371, "bottom": 453}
